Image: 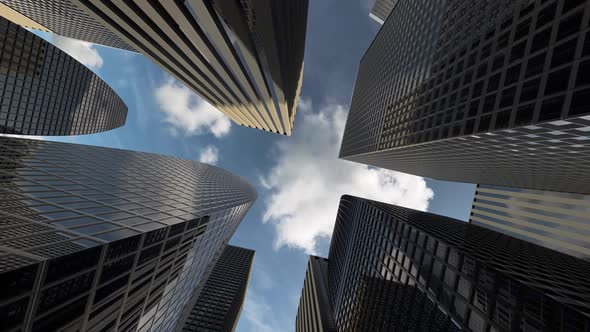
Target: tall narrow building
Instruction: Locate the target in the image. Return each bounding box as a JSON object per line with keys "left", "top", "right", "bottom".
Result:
{"left": 181, "top": 245, "right": 254, "bottom": 332}
{"left": 0, "top": 17, "right": 127, "bottom": 136}
{"left": 369, "top": 0, "right": 398, "bottom": 25}
{"left": 295, "top": 255, "right": 337, "bottom": 332}
{"left": 0, "top": 137, "right": 256, "bottom": 332}
{"left": 470, "top": 184, "right": 590, "bottom": 259}
{"left": 5, "top": 0, "right": 309, "bottom": 135}
{"left": 341, "top": 0, "right": 590, "bottom": 194}
{"left": 296, "top": 195, "right": 590, "bottom": 331}
{"left": 0, "top": 0, "right": 136, "bottom": 51}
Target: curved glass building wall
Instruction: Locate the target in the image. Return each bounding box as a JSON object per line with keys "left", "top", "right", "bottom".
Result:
{"left": 0, "top": 17, "right": 127, "bottom": 136}
{"left": 0, "top": 137, "right": 256, "bottom": 332}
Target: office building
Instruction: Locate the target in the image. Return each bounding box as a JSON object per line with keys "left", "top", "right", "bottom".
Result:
{"left": 0, "top": 17, "right": 127, "bottom": 136}
{"left": 0, "top": 137, "right": 256, "bottom": 332}
{"left": 369, "top": 0, "right": 398, "bottom": 25}
{"left": 0, "top": 3, "right": 49, "bottom": 32}
{"left": 40, "top": 0, "right": 312, "bottom": 135}
{"left": 295, "top": 255, "right": 337, "bottom": 332}
{"left": 470, "top": 184, "right": 590, "bottom": 259}
{"left": 0, "top": 0, "right": 136, "bottom": 51}
{"left": 341, "top": 0, "right": 590, "bottom": 194}
{"left": 296, "top": 195, "right": 590, "bottom": 331}
{"left": 181, "top": 245, "right": 254, "bottom": 332}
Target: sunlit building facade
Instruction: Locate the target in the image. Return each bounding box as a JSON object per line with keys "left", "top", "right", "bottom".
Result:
{"left": 296, "top": 195, "right": 590, "bottom": 331}
{"left": 470, "top": 184, "right": 590, "bottom": 259}
{"left": 0, "top": 17, "right": 127, "bottom": 136}
{"left": 341, "top": 0, "right": 590, "bottom": 194}
{"left": 0, "top": 137, "right": 256, "bottom": 332}
{"left": 66, "top": 0, "right": 309, "bottom": 135}
{"left": 181, "top": 245, "right": 254, "bottom": 332}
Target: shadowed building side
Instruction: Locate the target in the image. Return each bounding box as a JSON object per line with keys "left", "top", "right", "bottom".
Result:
{"left": 0, "top": 137, "right": 256, "bottom": 332}
{"left": 0, "top": 17, "right": 127, "bottom": 136}
{"left": 296, "top": 195, "right": 590, "bottom": 331}
{"left": 295, "top": 255, "right": 337, "bottom": 332}
{"left": 341, "top": 0, "right": 590, "bottom": 194}
{"left": 180, "top": 245, "right": 255, "bottom": 332}
{"left": 69, "top": 0, "right": 309, "bottom": 135}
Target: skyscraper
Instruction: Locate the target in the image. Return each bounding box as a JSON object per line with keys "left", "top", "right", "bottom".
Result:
{"left": 0, "top": 137, "right": 256, "bottom": 332}
{"left": 470, "top": 184, "right": 590, "bottom": 259}
{"left": 341, "top": 0, "right": 590, "bottom": 194}
{"left": 0, "top": 17, "right": 127, "bottom": 136}
{"left": 369, "top": 0, "right": 398, "bottom": 25}
{"left": 0, "top": 0, "right": 136, "bottom": 51}
{"left": 12, "top": 0, "right": 309, "bottom": 135}
{"left": 295, "top": 255, "right": 337, "bottom": 332}
{"left": 296, "top": 195, "right": 590, "bottom": 331}
{"left": 0, "top": 3, "right": 49, "bottom": 32}
{"left": 181, "top": 245, "right": 255, "bottom": 332}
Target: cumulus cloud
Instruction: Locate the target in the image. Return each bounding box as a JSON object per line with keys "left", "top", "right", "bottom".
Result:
{"left": 154, "top": 80, "right": 231, "bottom": 138}
{"left": 198, "top": 145, "right": 220, "bottom": 165}
{"left": 51, "top": 35, "right": 104, "bottom": 69}
{"left": 261, "top": 100, "right": 434, "bottom": 253}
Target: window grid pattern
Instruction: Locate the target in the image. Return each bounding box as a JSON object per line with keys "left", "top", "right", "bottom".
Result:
{"left": 0, "top": 137, "right": 256, "bottom": 332}
{"left": 470, "top": 184, "right": 590, "bottom": 259}
{"left": 0, "top": 0, "right": 136, "bottom": 51}
{"left": 345, "top": 116, "right": 590, "bottom": 194}
{"left": 181, "top": 245, "right": 254, "bottom": 332}
{"left": 325, "top": 195, "right": 590, "bottom": 332}
{"left": 295, "top": 255, "right": 337, "bottom": 332}
{"left": 341, "top": 0, "right": 590, "bottom": 194}
{"left": 71, "top": 0, "right": 308, "bottom": 135}
{"left": 370, "top": 0, "right": 399, "bottom": 24}
{"left": 0, "top": 17, "right": 127, "bottom": 136}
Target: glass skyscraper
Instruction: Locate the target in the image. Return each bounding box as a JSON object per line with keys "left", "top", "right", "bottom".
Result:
{"left": 0, "top": 17, "right": 128, "bottom": 136}
{"left": 0, "top": 0, "right": 136, "bottom": 51}
{"left": 181, "top": 245, "right": 255, "bottom": 332}
{"left": 0, "top": 137, "right": 256, "bottom": 332}
{"left": 340, "top": 0, "right": 590, "bottom": 194}
{"left": 3, "top": 0, "right": 310, "bottom": 135}
{"left": 296, "top": 195, "right": 590, "bottom": 331}
{"left": 295, "top": 255, "right": 337, "bottom": 332}
{"left": 470, "top": 184, "right": 590, "bottom": 259}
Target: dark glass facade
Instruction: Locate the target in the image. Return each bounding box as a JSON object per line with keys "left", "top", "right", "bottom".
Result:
{"left": 341, "top": 0, "right": 590, "bottom": 194}
{"left": 295, "top": 255, "right": 337, "bottom": 332}
{"left": 181, "top": 245, "right": 254, "bottom": 332}
{"left": 0, "top": 0, "right": 136, "bottom": 51}
{"left": 0, "top": 17, "right": 127, "bottom": 136}
{"left": 0, "top": 137, "right": 256, "bottom": 332}
{"left": 72, "top": 0, "right": 308, "bottom": 135}
{"left": 297, "top": 195, "right": 590, "bottom": 331}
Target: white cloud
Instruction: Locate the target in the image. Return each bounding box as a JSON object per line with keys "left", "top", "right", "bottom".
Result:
{"left": 242, "top": 290, "right": 275, "bottom": 332}
{"left": 198, "top": 145, "right": 219, "bottom": 165}
{"left": 154, "top": 80, "right": 231, "bottom": 138}
{"left": 51, "top": 35, "right": 104, "bottom": 69}
{"left": 261, "top": 100, "right": 434, "bottom": 254}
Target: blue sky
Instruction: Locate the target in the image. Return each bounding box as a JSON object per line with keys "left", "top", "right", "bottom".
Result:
{"left": 30, "top": 1, "right": 475, "bottom": 331}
